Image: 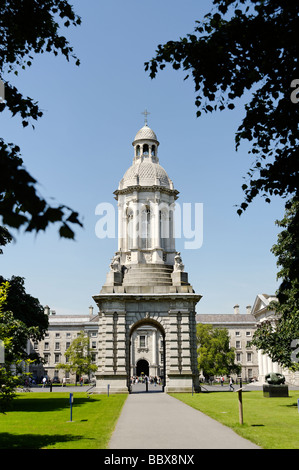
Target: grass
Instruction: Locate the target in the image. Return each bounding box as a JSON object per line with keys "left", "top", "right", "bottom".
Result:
{"left": 0, "top": 392, "right": 127, "bottom": 449}
{"left": 170, "top": 390, "right": 299, "bottom": 449}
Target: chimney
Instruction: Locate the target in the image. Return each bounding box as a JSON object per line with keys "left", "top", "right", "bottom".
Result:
{"left": 233, "top": 304, "right": 240, "bottom": 315}
{"left": 89, "top": 305, "right": 94, "bottom": 316}
{"left": 44, "top": 305, "right": 50, "bottom": 316}
{"left": 246, "top": 305, "right": 252, "bottom": 315}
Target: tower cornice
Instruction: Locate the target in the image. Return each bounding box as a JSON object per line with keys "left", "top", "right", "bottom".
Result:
{"left": 114, "top": 185, "right": 179, "bottom": 200}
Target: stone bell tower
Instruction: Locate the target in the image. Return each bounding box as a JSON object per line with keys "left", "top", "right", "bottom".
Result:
{"left": 93, "top": 115, "right": 202, "bottom": 393}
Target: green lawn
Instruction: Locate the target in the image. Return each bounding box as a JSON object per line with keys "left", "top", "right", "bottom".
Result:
{"left": 0, "top": 392, "right": 127, "bottom": 449}
{"left": 170, "top": 390, "right": 299, "bottom": 449}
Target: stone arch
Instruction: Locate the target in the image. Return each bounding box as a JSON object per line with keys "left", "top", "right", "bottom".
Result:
{"left": 128, "top": 316, "right": 167, "bottom": 391}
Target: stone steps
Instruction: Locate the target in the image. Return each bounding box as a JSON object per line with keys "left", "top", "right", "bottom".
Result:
{"left": 122, "top": 263, "right": 173, "bottom": 286}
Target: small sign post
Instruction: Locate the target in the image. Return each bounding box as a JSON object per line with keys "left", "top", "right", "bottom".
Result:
{"left": 69, "top": 393, "right": 73, "bottom": 422}
{"left": 235, "top": 387, "right": 244, "bottom": 425}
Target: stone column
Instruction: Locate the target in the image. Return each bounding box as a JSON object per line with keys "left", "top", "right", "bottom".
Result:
{"left": 95, "top": 310, "right": 128, "bottom": 394}
{"left": 258, "top": 350, "right": 263, "bottom": 380}
{"left": 132, "top": 202, "right": 139, "bottom": 250}
{"left": 262, "top": 353, "right": 268, "bottom": 378}
{"left": 166, "top": 309, "right": 194, "bottom": 393}
{"left": 152, "top": 329, "right": 157, "bottom": 365}
{"left": 118, "top": 201, "right": 123, "bottom": 251}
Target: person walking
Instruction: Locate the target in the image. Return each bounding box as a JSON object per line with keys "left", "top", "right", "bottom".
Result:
{"left": 229, "top": 376, "right": 234, "bottom": 391}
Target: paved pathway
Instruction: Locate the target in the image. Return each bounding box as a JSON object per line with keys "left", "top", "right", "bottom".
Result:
{"left": 109, "top": 387, "right": 260, "bottom": 449}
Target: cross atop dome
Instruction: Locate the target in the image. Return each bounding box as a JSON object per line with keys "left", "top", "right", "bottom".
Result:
{"left": 141, "top": 108, "right": 150, "bottom": 126}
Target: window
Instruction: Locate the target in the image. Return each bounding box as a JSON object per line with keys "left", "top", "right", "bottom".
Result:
{"left": 54, "top": 354, "right": 60, "bottom": 364}
{"left": 236, "top": 353, "right": 241, "bottom": 362}
{"left": 160, "top": 209, "right": 169, "bottom": 250}
{"left": 246, "top": 331, "right": 251, "bottom": 337}
{"left": 247, "top": 352, "right": 252, "bottom": 362}
{"left": 143, "top": 144, "right": 149, "bottom": 155}
{"left": 235, "top": 331, "right": 240, "bottom": 336}
{"left": 55, "top": 333, "right": 60, "bottom": 338}
{"left": 136, "top": 145, "right": 140, "bottom": 156}
{"left": 151, "top": 145, "right": 156, "bottom": 156}
{"left": 66, "top": 333, "right": 71, "bottom": 338}
{"left": 91, "top": 341, "right": 97, "bottom": 349}
{"left": 33, "top": 342, "right": 38, "bottom": 350}
{"left": 55, "top": 342, "right": 60, "bottom": 350}
{"left": 66, "top": 342, "right": 70, "bottom": 350}
{"left": 236, "top": 341, "right": 241, "bottom": 349}
{"left": 127, "top": 209, "right": 134, "bottom": 249}
{"left": 139, "top": 335, "right": 146, "bottom": 348}
{"left": 91, "top": 331, "right": 97, "bottom": 337}
{"left": 246, "top": 341, "right": 251, "bottom": 348}
{"left": 44, "top": 342, "right": 49, "bottom": 350}
{"left": 141, "top": 206, "right": 151, "bottom": 249}
{"left": 91, "top": 353, "right": 97, "bottom": 363}
{"left": 44, "top": 354, "right": 50, "bottom": 365}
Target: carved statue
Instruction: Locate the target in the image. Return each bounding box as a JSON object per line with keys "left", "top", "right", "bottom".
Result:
{"left": 265, "top": 372, "right": 285, "bottom": 385}
{"left": 110, "top": 254, "right": 121, "bottom": 272}
{"left": 173, "top": 252, "right": 184, "bottom": 272}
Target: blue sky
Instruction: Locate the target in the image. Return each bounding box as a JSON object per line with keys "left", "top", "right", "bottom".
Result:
{"left": 0, "top": 0, "right": 285, "bottom": 315}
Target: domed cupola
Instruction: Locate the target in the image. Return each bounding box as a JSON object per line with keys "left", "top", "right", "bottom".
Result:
{"left": 132, "top": 124, "right": 159, "bottom": 163}
{"left": 118, "top": 114, "right": 174, "bottom": 191}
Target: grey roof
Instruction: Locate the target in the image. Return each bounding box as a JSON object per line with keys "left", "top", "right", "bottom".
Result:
{"left": 196, "top": 314, "right": 257, "bottom": 325}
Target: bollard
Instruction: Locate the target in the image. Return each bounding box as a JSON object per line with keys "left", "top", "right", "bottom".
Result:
{"left": 107, "top": 384, "right": 110, "bottom": 397}
{"left": 238, "top": 388, "right": 243, "bottom": 425}
{"left": 69, "top": 393, "right": 73, "bottom": 422}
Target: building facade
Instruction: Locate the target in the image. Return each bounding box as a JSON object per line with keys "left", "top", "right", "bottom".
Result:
{"left": 196, "top": 304, "right": 259, "bottom": 382}
{"left": 251, "top": 294, "right": 299, "bottom": 385}
{"left": 29, "top": 296, "right": 299, "bottom": 386}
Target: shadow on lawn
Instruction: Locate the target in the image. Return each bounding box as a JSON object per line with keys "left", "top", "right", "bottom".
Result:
{"left": 0, "top": 432, "right": 94, "bottom": 449}
{"left": 11, "top": 396, "right": 97, "bottom": 413}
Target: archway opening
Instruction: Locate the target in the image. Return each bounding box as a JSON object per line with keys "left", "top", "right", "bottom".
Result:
{"left": 129, "top": 318, "right": 166, "bottom": 393}
{"left": 136, "top": 359, "right": 149, "bottom": 376}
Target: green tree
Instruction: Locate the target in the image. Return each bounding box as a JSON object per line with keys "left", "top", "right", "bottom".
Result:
{"left": 196, "top": 323, "right": 240, "bottom": 379}
{"left": 145, "top": 0, "right": 299, "bottom": 213}
{"left": 0, "top": 282, "right": 37, "bottom": 412}
{"left": 251, "top": 198, "right": 299, "bottom": 370}
{"left": 0, "top": 1, "right": 83, "bottom": 245}
{"left": 0, "top": 275, "right": 48, "bottom": 342}
{"left": 57, "top": 331, "right": 97, "bottom": 384}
